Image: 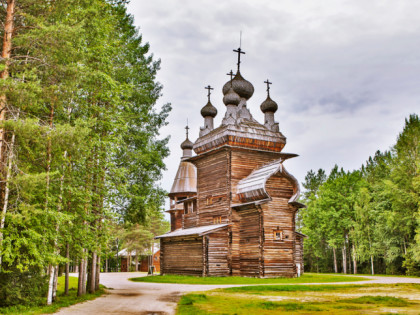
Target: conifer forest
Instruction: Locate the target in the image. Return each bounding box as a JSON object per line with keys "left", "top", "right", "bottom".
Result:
{"left": 0, "top": 0, "right": 419, "bottom": 310}
{"left": 299, "top": 114, "right": 420, "bottom": 276}
{"left": 0, "top": 0, "right": 170, "bottom": 307}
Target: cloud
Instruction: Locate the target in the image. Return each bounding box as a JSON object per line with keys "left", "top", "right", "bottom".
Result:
{"left": 127, "top": 0, "right": 420, "bottom": 200}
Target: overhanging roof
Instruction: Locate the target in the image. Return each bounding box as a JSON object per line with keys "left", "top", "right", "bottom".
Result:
{"left": 155, "top": 224, "right": 229, "bottom": 239}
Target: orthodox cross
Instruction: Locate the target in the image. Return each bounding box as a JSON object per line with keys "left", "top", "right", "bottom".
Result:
{"left": 233, "top": 47, "right": 245, "bottom": 71}
{"left": 226, "top": 70, "right": 234, "bottom": 87}
{"left": 227, "top": 70, "right": 234, "bottom": 81}
{"left": 205, "top": 85, "right": 214, "bottom": 101}
{"left": 185, "top": 121, "right": 190, "bottom": 139}
{"left": 264, "top": 79, "right": 272, "bottom": 97}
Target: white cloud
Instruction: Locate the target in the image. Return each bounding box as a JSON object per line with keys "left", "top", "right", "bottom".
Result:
{"left": 127, "top": 0, "right": 420, "bottom": 202}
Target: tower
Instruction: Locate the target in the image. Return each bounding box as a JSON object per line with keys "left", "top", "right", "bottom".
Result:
{"left": 157, "top": 46, "right": 305, "bottom": 278}
{"left": 167, "top": 126, "right": 197, "bottom": 232}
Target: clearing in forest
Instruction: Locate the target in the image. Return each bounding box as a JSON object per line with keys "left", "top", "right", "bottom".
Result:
{"left": 130, "top": 272, "right": 368, "bottom": 285}
{"left": 177, "top": 283, "right": 420, "bottom": 314}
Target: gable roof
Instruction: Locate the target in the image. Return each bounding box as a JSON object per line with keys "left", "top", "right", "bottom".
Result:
{"left": 237, "top": 158, "right": 303, "bottom": 207}
{"left": 155, "top": 224, "right": 229, "bottom": 239}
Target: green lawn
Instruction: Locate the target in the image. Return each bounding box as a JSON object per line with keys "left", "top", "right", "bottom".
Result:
{"left": 0, "top": 276, "right": 106, "bottom": 315}
{"left": 130, "top": 272, "right": 368, "bottom": 284}
{"left": 177, "top": 283, "right": 420, "bottom": 314}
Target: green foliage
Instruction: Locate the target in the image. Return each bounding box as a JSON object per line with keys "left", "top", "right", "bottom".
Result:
{"left": 0, "top": 276, "right": 105, "bottom": 314}
{"left": 0, "top": 0, "right": 169, "bottom": 307}
{"left": 0, "top": 267, "right": 48, "bottom": 307}
{"left": 301, "top": 114, "right": 420, "bottom": 275}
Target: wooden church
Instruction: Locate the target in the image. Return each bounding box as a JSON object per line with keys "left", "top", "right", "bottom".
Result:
{"left": 156, "top": 48, "right": 306, "bottom": 278}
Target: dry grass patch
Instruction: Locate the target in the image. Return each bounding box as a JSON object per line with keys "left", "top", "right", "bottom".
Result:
{"left": 177, "top": 283, "right": 420, "bottom": 315}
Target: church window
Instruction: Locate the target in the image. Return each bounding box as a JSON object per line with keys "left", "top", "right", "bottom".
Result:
{"left": 213, "top": 216, "right": 222, "bottom": 224}
{"left": 273, "top": 230, "right": 283, "bottom": 241}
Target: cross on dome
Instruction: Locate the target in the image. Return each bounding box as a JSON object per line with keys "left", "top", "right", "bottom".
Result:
{"left": 205, "top": 85, "right": 214, "bottom": 101}
{"left": 264, "top": 79, "right": 272, "bottom": 96}
{"left": 233, "top": 47, "right": 245, "bottom": 71}
{"left": 226, "top": 70, "right": 234, "bottom": 81}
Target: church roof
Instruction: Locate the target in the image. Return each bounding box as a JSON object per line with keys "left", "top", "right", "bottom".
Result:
{"left": 237, "top": 158, "right": 301, "bottom": 204}
{"left": 193, "top": 119, "right": 286, "bottom": 154}
{"left": 169, "top": 161, "right": 197, "bottom": 197}
{"left": 155, "top": 224, "right": 229, "bottom": 239}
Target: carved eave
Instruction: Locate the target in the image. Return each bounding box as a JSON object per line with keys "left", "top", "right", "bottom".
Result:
{"left": 193, "top": 120, "right": 286, "bottom": 155}
{"left": 236, "top": 158, "right": 304, "bottom": 207}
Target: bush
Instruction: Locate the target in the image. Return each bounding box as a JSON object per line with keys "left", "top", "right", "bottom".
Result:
{"left": 0, "top": 267, "right": 48, "bottom": 307}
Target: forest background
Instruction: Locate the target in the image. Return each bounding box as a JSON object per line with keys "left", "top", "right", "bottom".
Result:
{"left": 0, "top": 0, "right": 418, "bottom": 311}
{"left": 299, "top": 114, "right": 420, "bottom": 276}
{"left": 0, "top": 0, "right": 170, "bottom": 308}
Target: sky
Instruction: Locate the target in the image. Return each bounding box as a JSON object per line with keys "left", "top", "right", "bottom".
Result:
{"left": 127, "top": 0, "right": 420, "bottom": 206}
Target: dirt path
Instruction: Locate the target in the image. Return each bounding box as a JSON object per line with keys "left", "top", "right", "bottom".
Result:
{"left": 54, "top": 273, "right": 420, "bottom": 315}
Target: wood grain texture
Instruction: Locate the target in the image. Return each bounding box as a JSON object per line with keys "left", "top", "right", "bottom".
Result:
{"left": 162, "top": 143, "right": 304, "bottom": 277}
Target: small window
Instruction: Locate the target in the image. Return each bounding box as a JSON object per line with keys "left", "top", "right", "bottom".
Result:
{"left": 206, "top": 196, "right": 213, "bottom": 205}
{"left": 213, "top": 216, "right": 222, "bottom": 224}
{"left": 273, "top": 230, "right": 283, "bottom": 241}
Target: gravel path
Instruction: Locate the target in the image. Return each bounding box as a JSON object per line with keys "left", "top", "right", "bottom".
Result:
{"left": 53, "top": 273, "right": 420, "bottom": 315}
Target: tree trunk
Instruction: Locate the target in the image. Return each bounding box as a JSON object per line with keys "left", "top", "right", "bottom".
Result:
{"left": 333, "top": 247, "right": 338, "bottom": 273}
{"left": 0, "top": 116, "right": 16, "bottom": 268}
{"left": 342, "top": 244, "right": 347, "bottom": 274}
{"left": 0, "top": 0, "right": 15, "bottom": 166}
{"left": 47, "top": 264, "right": 55, "bottom": 305}
{"left": 52, "top": 265, "right": 59, "bottom": 301}
{"left": 370, "top": 255, "right": 375, "bottom": 275}
{"left": 346, "top": 236, "right": 351, "bottom": 274}
{"left": 82, "top": 255, "right": 87, "bottom": 294}
{"left": 65, "top": 243, "right": 69, "bottom": 295}
{"left": 135, "top": 250, "right": 138, "bottom": 272}
{"left": 95, "top": 255, "right": 100, "bottom": 291}
{"left": 105, "top": 258, "right": 108, "bottom": 273}
{"left": 89, "top": 252, "right": 97, "bottom": 293}
{"left": 77, "top": 258, "right": 84, "bottom": 296}
{"left": 352, "top": 243, "right": 357, "bottom": 274}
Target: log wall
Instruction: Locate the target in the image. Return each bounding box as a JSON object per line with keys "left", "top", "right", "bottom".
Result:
{"left": 183, "top": 212, "right": 197, "bottom": 229}
{"left": 170, "top": 210, "right": 183, "bottom": 231}
{"left": 207, "top": 230, "right": 230, "bottom": 276}
{"left": 262, "top": 174, "right": 297, "bottom": 277}
{"left": 230, "top": 148, "right": 280, "bottom": 204}
{"left": 295, "top": 234, "right": 304, "bottom": 275}
{"left": 238, "top": 207, "right": 262, "bottom": 277}
{"left": 195, "top": 149, "right": 230, "bottom": 226}
{"left": 160, "top": 236, "right": 203, "bottom": 276}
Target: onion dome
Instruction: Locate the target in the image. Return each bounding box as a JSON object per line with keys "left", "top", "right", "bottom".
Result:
{"left": 180, "top": 138, "right": 194, "bottom": 150}
{"left": 222, "top": 71, "right": 254, "bottom": 100}
{"left": 223, "top": 86, "right": 241, "bottom": 106}
{"left": 260, "top": 96, "right": 278, "bottom": 113}
{"left": 200, "top": 101, "right": 217, "bottom": 118}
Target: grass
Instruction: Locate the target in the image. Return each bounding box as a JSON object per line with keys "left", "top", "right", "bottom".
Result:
{"left": 339, "top": 295, "right": 410, "bottom": 307}
{"left": 177, "top": 283, "right": 420, "bottom": 314}
{"left": 0, "top": 276, "right": 106, "bottom": 315}
{"left": 130, "top": 272, "right": 368, "bottom": 284}
{"left": 221, "top": 283, "right": 366, "bottom": 293}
